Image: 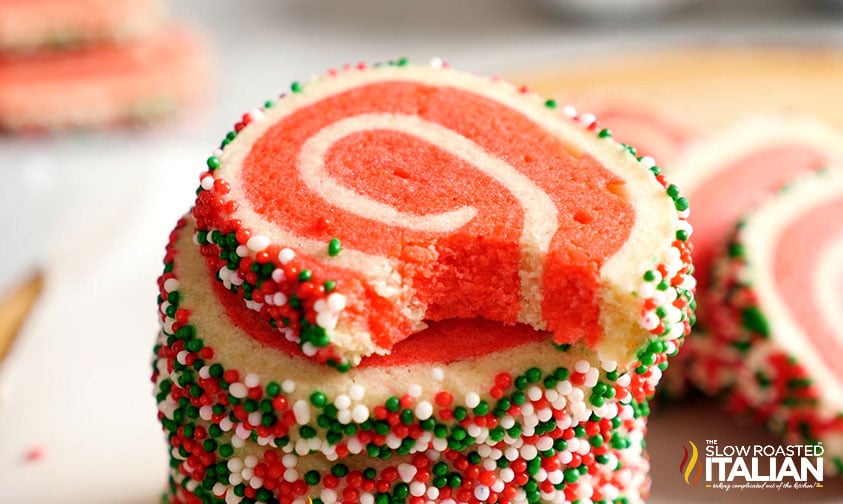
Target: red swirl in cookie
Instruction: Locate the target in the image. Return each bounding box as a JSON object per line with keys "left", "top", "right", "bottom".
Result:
{"left": 700, "top": 171, "right": 843, "bottom": 475}
{"left": 193, "top": 61, "right": 693, "bottom": 367}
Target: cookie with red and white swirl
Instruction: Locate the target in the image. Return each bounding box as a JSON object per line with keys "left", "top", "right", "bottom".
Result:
{"left": 0, "top": 24, "right": 209, "bottom": 131}
{"left": 154, "top": 216, "right": 659, "bottom": 504}
{"left": 0, "top": 0, "right": 164, "bottom": 52}
{"left": 658, "top": 116, "right": 843, "bottom": 398}
{"left": 701, "top": 170, "right": 843, "bottom": 475}
{"left": 192, "top": 59, "right": 694, "bottom": 370}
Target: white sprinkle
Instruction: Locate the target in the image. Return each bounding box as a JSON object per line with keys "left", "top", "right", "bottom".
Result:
{"left": 408, "top": 384, "right": 423, "bottom": 398}
{"left": 334, "top": 394, "right": 351, "bottom": 409}
{"left": 639, "top": 156, "right": 656, "bottom": 169}
{"left": 536, "top": 436, "right": 554, "bottom": 451}
{"left": 547, "top": 469, "right": 564, "bottom": 485}
{"left": 244, "top": 373, "right": 260, "bottom": 388}
{"left": 235, "top": 424, "right": 251, "bottom": 440}
{"left": 562, "top": 105, "right": 577, "bottom": 118}
{"left": 278, "top": 248, "right": 296, "bottom": 264}
{"left": 248, "top": 411, "right": 262, "bottom": 427}
{"left": 574, "top": 360, "right": 590, "bottom": 373}
{"left": 585, "top": 368, "right": 599, "bottom": 388}
{"left": 236, "top": 245, "right": 249, "bottom": 258}
{"left": 426, "top": 487, "right": 440, "bottom": 500}
{"left": 352, "top": 404, "right": 370, "bottom": 423}
{"left": 601, "top": 360, "right": 618, "bottom": 372}
{"left": 220, "top": 417, "right": 234, "bottom": 432}
{"left": 271, "top": 268, "right": 284, "bottom": 282}
{"left": 301, "top": 342, "right": 317, "bottom": 356}
{"left": 281, "top": 380, "right": 296, "bottom": 393}
{"left": 500, "top": 467, "right": 515, "bottom": 482}
{"left": 231, "top": 434, "right": 245, "bottom": 448}
{"left": 410, "top": 481, "right": 426, "bottom": 497}
{"left": 227, "top": 458, "right": 243, "bottom": 472}
{"left": 360, "top": 493, "right": 375, "bottom": 504}
{"left": 520, "top": 444, "right": 538, "bottom": 460}
{"left": 429, "top": 57, "right": 444, "bottom": 68}
{"left": 244, "top": 455, "right": 258, "bottom": 468}
{"left": 337, "top": 408, "right": 352, "bottom": 424}
{"left": 349, "top": 384, "right": 365, "bottom": 401}
{"left": 201, "top": 175, "right": 215, "bottom": 191}
{"left": 282, "top": 454, "right": 297, "bottom": 468}
{"left": 284, "top": 468, "right": 299, "bottom": 482}
{"left": 248, "top": 109, "right": 265, "bottom": 122}
{"left": 347, "top": 437, "right": 363, "bottom": 454}
{"left": 415, "top": 400, "right": 433, "bottom": 420}
{"left": 527, "top": 386, "right": 543, "bottom": 402}
{"left": 229, "top": 383, "right": 248, "bottom": 399}
{"left": 316, "top": 311, "right": 338, "bottom": 330}
{"left": 474, "top": 485, "right": 491, "bottom": 501}
{"left": 431, "top": 367, "right": 444, "bottom": 382}
{"left": 226, "top": 488, "right": 242, "bottom": 504}
{"left": 212, "top": 482, "right": 226, "bottom": 497}
{"left": 163, "top": 278, "right": 180, "bottom": 293}
{"left": 272, "top": 292, "right": 287, "bottom": 306}
{"left": 320, "top": 489, "right": 337, "bottom": 504}
{"left": 465, "top": 392, "right": 480, "bottom": 409}
{"left": 293, "top": 400, "right": 310, "bottom": 425}
{"left": 295, "top": 439, "right": 309, "bottom": 455}
{"left": 578, "top": 112, "right": 596, "bottom": 127}
{"left": 245, "top": 299, "right": 264, "bottom": 311}
{"left": 200, "top": 405, "right": 213, "bottom": 421}
{"left": 247, "top": 235, "right": 270, "bottom": 252}
{"left": 398, "top": 463, "right": 417, "bottom": 482}
{"left": 326, "top": 292, "right": 347, "bottom": 312}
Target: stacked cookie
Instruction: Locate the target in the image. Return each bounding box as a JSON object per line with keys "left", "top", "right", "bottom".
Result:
{"left": 153, "top": 61, "right": 695, "bottom": 503}
{"left": 662, "top": 117, "right": 843, "bottom": 474}
{"left": 0, "top": 0, "right": 208, "bottom": 131}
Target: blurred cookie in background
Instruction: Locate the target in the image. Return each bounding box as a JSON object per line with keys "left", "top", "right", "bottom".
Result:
{"left": 0, "top": 0, "right": 166, "bottom": 52}
{"left": 0, "top": 0, "right": 210, "bottom": 132}
{"left": 0, "top": 25, "right": 210, "bottom": 132}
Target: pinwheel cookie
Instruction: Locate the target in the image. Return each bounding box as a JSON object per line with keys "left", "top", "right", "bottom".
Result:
{"left": 0, "top": 25, "right": 208, "bottom": 131}
{"left": 153, "top": 60, "right": 695, "bottom": 504}
{"left": 0, "top": 0, "right": 164, "bottom": 52}
{"left": 701, "top": 170, "right": 843, "bottom": 475}
{"left": 659, "top": 117, "right": 843, "bottom": 397}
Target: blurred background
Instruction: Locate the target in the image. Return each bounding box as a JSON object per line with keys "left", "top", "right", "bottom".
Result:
{"left": 2, "top": 0, "right": 843, "bottom": 502}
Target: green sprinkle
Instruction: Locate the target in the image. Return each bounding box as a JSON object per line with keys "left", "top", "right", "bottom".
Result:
{"left": 206, "top": 156, "right": 221, "bottom": 170}
{"left": 328, "top": 237, "right": 342, "bottom": 256}
{"left": 219, "top": 444, "right": 234, "bottom": 457}
{"left": 310, "top": 391, "right": 327, "bottom": 407}
{"left": 385, "top": 396, "right": 400, "bottom": 412}
{"left": 598, "top": 128, "right": 612, "bottom": 138}
{"left": 304, "top": 470, "right": 321, "bottom": 485}
{"left": 674, "top": 196, "right": 690, "bottom": 212}
{"left": 741, "top": 306, "right": 770, "bottom": 337}
{"left": 291, "top": 81, "right": 303, "bottom": 93}
{"left": 544, "top": 99, "right": 558, "bottom": 109}
{"left": 298, "top": 269, "right": 312, "bottom": 282}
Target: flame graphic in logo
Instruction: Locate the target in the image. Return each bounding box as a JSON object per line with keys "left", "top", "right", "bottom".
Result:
{"left": 679, "top": 440, "right": 703, "bottom": 485}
